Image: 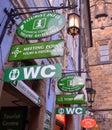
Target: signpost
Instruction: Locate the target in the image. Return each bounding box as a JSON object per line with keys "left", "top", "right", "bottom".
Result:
{"left": 16, "top": 12, "right": 66, "bottom": 39}
{"left": 57, "top": 75, "right": 84, "bottom": 92}
{"left": 11, "top": 81, "right": 41, "bottom": 106}
{"left": 56, "top": 94, "right": 85, "bottom": 104}
{"left": 8, "top": 40, "right": 64, "bottom": 61}
{"left": 56, "top": 107, "right": 86, "bottom": 115}
{"left": 3, "top": 63, "right": 62, "bottom": 82}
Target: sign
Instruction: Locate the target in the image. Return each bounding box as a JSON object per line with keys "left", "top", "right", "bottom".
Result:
{"left": 81, "top": 118, "right": 96, "bottom": 128}
{"left": 56, "top": 107, "right": 86, "bottom": 115}
{"left": 0, "top": 107, "right": 27, "bottom": 130}
{"left": 56, "top": 94, "right": 85, "bottom": 104}
{"left": 8, "top": 40, "right": 64, "bottom": 61}
{"left": 3, "top": 64, "right": 62, "bottom": 82}
{"left": 57, "top": 75, "right": 84, "bottom": 92}
{"left": 16, "top": 12, "right": 66, "bottom": 39}
{"left": 11, "top": 81, "right": 41, "bottom": 106}
{"left": 44, "top": 110, "right": 52, "bottom": 130}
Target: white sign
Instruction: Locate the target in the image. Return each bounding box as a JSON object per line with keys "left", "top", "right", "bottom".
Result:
{"left": 11, "top": 81, "right": 41, "bottom": 106}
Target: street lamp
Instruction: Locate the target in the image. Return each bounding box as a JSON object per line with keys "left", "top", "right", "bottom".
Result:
{"left": 85, "top": 78, "right": 96, "bottom": 104}
{"left": 67, "top": 13, "right": 80, "bottom": 37}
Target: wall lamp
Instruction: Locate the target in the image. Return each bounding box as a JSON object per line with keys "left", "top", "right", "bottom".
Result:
{"left": 67, "top": 13, "right": 80, "bottom": 37}
{"left": 85, "top": 78, "right": 96, "bottom": 105}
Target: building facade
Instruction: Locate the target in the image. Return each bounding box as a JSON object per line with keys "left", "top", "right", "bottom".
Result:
{"left": 88, "top": 0, "right": 112, "bottom": 129}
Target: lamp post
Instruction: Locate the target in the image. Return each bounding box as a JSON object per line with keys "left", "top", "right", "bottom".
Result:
{"left": 67, "top": 13, "right": 80, "bottom": 37}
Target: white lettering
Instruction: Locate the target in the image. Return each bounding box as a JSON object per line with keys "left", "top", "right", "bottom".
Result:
{"left": 41, "top": 65, "right": 56, "bottom": 78}
{"left": 66, "top": 108, "right": 75, "bottom": 114}
{"left": 24, "top": 66, "right": 41, "bottom": 79}
{"left": 75, "top": 107, "right": 83, "bottom": 114}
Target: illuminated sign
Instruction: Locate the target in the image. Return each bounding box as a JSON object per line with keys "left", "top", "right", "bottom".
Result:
{"left": 81, "top": 118, "right": 96, "bottom": 128}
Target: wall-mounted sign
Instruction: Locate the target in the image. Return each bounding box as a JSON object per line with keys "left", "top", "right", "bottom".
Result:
{"left": 8, "top": 40, "right": 64, "bottom": 61}
{"left": 44, "top": 110, "right": 52, "bottom": 130}
{"left": 0, "top": 107, "right": 27, "bottom": 130}
{"left": 81, "top": 118, "right": 96, "bottom": 129}
{"left": 57, "top": 75, "right": 84, "bottom": 92}
{"left": 10, "top": 80, "right": 41, "bottom": 106}
{"left": 56, "top": 94, "right": 85, "bottom": 104}
{"left": 3, "top": 64, "right": 62, "bottom": 82}
{"left": 16, "top": 12, "right": 66, "bottom": 39}
{"left": 56, "top": 107, "right": 86, "bottom": 115}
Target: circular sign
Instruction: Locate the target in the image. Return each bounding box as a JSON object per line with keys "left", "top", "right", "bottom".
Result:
{"left": 81, "top": 118, "right": 96, "bottom": 128}
{"left": 17, "top": 12, "right": 66, "bottom": 39}
{"left": 57, "top": 75, "right": 84, "bottom": 92}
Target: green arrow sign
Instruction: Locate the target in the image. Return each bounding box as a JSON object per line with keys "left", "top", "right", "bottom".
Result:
{"left": 57, "top": 75, "right": 85, "bottom": 92}
{"left": 16, "top": 12, "right": 66, "bottom": 39}
{"left": 3, "top": 64, "right": 62, "bottom": 82}
{"left": 56, "top": 94, "right": 85, "bottom": 104}
{"left": 8, "top": 40, "right": 64, "bottom": 61}
{"left": 56, "top": 107, "right": 86, "bottom": 115}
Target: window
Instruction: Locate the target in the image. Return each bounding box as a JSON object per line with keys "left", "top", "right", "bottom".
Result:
{"left": 99, "top": 45, "right": 109, "bottom": 62}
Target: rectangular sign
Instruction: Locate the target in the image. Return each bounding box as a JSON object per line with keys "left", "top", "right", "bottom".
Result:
{"left": 8, "top": 40, "right": 64, "bottom": 61}
{"left": 56, "top": 94, "right": 85, "bottom": 104}
{"left": 11, "top": 81, "right": 41, "bottom": 106}
{"left": 3, "top": 63, "right": 62, "bottom": 82}
{"left": 0, "top": 107, "right": 27, "bottom": 130}
{"left": 56, "top": 107, "right": 86, "bottom": 115}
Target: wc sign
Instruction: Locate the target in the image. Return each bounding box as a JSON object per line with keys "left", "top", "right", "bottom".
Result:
{"left": 3, "top": 64, "right": 62, "bottom": 82}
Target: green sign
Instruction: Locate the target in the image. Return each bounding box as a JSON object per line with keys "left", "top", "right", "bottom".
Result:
{"left": 11, "top": 81, "right": 41, "bottom": 106}
{"left": 56, "top": 94, "right": 85, "bottom": 104}
{"left": 0, "top": 107, "right": 27, "bottom": 130}
{"left": 8, "top": 40, "right": 64, "bottom": 61}
{"left": 56, "top": 107, "right": 86, "bottom": 115}
{"left": 57, "top": 75, "right": 84, "bottom": 92}
{"left": 16, "top": 12, "right": 66, "bottom": 39}
{"left": 3, "top": 64, "right": 62, "bottom": 82}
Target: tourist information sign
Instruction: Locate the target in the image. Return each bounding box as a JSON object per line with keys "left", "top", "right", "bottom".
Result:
{"left": 8, "top": 40, "right": 64, "bottom": 61}
{"left": 57, "top": 75, "right": 84, "bottom": 92}
{"left": 56, "top": 94, "right": 85, "bottom": 104}
{"left": 3, "top": 64, "right": 62, "bottom": 82}
{"left": 16, "top": 12, "right": 66, "bottom": 39}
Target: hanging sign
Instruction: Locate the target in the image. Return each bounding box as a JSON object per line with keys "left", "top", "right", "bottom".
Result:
{"left": 8, "top": 40, "right": 64, "bottom": 61}
{"left": 81, "top": 118, "right": 96, "bottom": 128}
{"left": 10, "top": 81, "right": 41, "bottom": 106}
{"left": 56, "top": 94, "right": 85, "bottom": 104}
{"left": 57, "top": 75, "right": 84, "bottom": 92}
{"left": 56, "top": 107, "right": 86, "bottom": 115}
{"left": 16, "top": 12, "right": 66, "bottom": 39}
{"left": 3, "top": 63, "right": 62, "bottom": 82}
